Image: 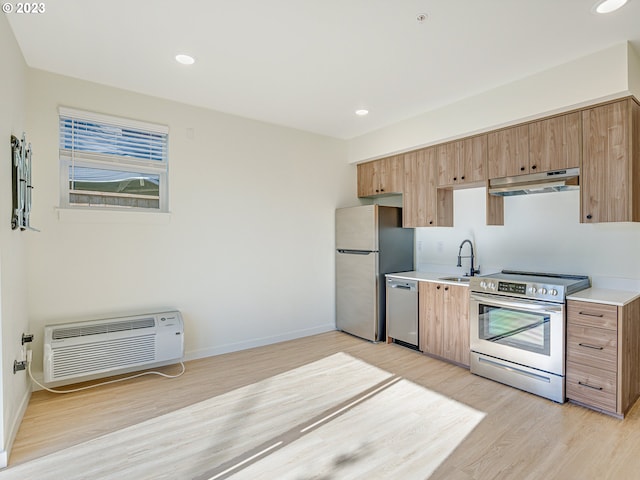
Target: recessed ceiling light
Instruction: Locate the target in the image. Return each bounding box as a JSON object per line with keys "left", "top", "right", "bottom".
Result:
{"left": 175, "top": 54, "right": 195, "bottom": 65}
{"left": 355, "top": 109, "right": 369, "bottom": 116}
{"left": 592, "top": 0, "right": 628, "bottom": 14}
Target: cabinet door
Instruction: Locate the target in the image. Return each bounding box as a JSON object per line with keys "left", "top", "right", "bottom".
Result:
{"left": 459, "top": 135, "right": 487, "bottom": 185}
{"left": 380, "top": 155, "right": 404, "bottom": 194}
{"left": 443, "top": 284, "right": 470, "bottom": 366}
{"left": 529, "top": 112, "right": 581, "bottom": 173}
{"left": 357, "top": 161, "right": 378, "bottom": 197}
{"left": 403, "top": 148, "right": 452, "bottom": 227}
{"left": 437, "top": 143, "right": 458, "bottom": 187}
{"left": 581, "top": 100, "right": 630, "bottom": 223}
{"left": 488, "top": 125, "right": 529, "bottom": 178}
{"left": 419, "top": 282, "right": 443, "bottom": 356}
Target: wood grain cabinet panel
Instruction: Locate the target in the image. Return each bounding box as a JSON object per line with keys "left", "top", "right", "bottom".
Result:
{"left": 529, "top": 112, "right": 581, "bottom": 172}
{"left": 487, "top": 125, "right": 529, "bottom": 178}
{"left": 357, "top": 155, "right": 404, "bottom": 197}
{"left": 566, "top": 297, "right": 640, "bottom": 417}
{"left": 419, "top": 281, "right": 469, "bottom": 367}
{"left": 403, "top": 148, "right": 452, "bottom": 228}
{"left": 419, "top": 281, "right": 443, "bottom": 357}
{"left": 567, "top": 362, "right": 617, "bottom": 412}
{"left": 581, "top": 98, "right": 640, "bottom": 223}
{"left": 442, "top": 284, "right": 470, "bottom": 366}
{"left": 437, "top": 136, "right": 487, "bottom": 187}
{"left": 567, "top": 325, "right": 617, "bottom": 372}
{"left": 567, "top": 301, "right": 617, "bottom": 330}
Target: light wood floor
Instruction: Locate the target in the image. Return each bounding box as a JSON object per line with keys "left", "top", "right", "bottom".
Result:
{"left": 7, "top": 331, "right": 640, "bottom": 478}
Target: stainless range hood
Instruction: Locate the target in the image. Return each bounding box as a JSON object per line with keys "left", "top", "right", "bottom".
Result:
{"left": 488, "top": 168, "right": 580, "bottom": 196}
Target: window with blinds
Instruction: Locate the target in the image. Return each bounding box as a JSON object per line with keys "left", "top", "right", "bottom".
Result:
{"left": 58, "top": 107, "right": 169, "bottom": 211}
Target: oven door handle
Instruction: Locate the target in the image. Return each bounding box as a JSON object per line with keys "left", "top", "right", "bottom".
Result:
{"left": 470, "top": 293, "right": 563, "bottom": 313}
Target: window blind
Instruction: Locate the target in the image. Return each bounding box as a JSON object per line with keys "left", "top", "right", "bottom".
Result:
{"left": 58, "top": 107, "right": 168, "bottom": 164}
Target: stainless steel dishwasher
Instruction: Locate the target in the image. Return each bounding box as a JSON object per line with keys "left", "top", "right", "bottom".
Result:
{"left": 386, "top": 277, "right": 418, "bottom": 348}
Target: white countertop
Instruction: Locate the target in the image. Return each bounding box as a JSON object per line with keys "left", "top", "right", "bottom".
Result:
{"left": 385, "top": 271, "right": 470, "bottom": 287}
{"left": 567, "top": 288, "right": 640, "bottom": 306}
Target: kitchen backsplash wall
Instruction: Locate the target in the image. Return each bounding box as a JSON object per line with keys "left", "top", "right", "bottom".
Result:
{"left": 414, "top": 188, "right": 640, "bottom": 290}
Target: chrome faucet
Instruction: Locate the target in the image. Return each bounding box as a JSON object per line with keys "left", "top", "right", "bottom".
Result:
{"left": 457, "top": 239, "right": 480, "bottom": 277}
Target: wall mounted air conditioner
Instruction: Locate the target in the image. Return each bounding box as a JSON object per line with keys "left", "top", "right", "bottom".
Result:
{"left": 43, "top": 310, "right": 184, "bottom": 384}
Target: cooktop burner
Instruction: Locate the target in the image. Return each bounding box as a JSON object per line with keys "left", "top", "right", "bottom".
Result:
{"left": 469, "top": 269, "right": 590, "bottom": 302}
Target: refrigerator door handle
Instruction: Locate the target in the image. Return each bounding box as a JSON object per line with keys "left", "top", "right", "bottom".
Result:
{"left": 337, "top": 249, "right": 375, "bottom": 255}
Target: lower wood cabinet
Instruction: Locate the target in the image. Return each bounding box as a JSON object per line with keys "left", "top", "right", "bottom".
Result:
{"left": 566, "top": 298, "right": 640, "bottom": 417}
{"left": 418, "top": 281, "right": 469, "bottom": 366}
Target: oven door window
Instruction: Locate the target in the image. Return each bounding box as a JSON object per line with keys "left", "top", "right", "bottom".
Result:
{"left": 478, "top": 305, "right": 550, "bottom": 356}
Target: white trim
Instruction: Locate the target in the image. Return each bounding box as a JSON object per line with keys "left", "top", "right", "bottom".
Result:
{"left": 182, "top": 324, "right": 337, "bottom": 361}
{"left": 56, "top": 208, "right": 172, "bottom": 225}
{"left": 2, "top": 386, "right": 31, "bottom": 468}
{"left": 58, "top": 106, "right": 169, "bottom": 134}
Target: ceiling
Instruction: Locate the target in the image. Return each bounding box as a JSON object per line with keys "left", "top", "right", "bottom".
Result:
{"left": 6, "top": 0, "right": 640, "bottom": 139}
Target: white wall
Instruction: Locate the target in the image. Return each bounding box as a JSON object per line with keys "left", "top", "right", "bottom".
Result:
{"left": 25, "top": 70, "right": 355, "bottom": 377}
{"left": 414, "top": 189, "right": 640, "bottom": 289}
{"left": 349, "top": 43, "right": 632, "bottom": 163}
{"left": 0, "top": 15, "right": 30, "bottom": 468}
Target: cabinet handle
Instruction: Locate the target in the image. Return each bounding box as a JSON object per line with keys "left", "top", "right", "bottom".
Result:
{"left": 429, "top": 220, "right": 433, "bottom": 225}
{"left": 578, "top": 343, "right": 604, "bottom": 350}
{"left": 436, "top": 285, "right": 441, "bottom": 289}
{"left": 578, "top": 311, "right": 604, "bottom": 318}
{"left": 531, "top": 165, "right": 537, "bottom": 170}
{"left": 520, "top": 166, "right": 525, "bottom": 171}
{"left": 586, "top": 214, "right": 593, "bottom": 220}
{"left": 453, "top": 177, "right": 457, "bottom": 181}
{"left": 380, "top": 188, "right": 385, "bottom": 192}
{"left": 444, "top": 287, "right": 449, "bottom": 291}
{"left": 578, "top": 381, "right": 603, "bottom": 391}
{"left": 461, "top": 176, "right": 465, "bottom": 180}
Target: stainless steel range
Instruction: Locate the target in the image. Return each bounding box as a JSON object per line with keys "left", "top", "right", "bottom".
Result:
{"left": 469, "top": 270, "right": 590, "bottom": 403}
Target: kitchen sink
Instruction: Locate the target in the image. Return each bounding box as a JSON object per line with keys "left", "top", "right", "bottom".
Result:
{"left": 438, "top": 276, "right": 471, "bottom": 283}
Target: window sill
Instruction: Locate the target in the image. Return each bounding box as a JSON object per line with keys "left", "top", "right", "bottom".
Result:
{"left": 55, "top": 208, "right": 172, "bottom": 225}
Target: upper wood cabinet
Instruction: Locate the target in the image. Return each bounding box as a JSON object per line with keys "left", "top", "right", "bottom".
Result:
{"left": 487, "top": 125, "right": 529, "bottom": 178}
{"left": 581, "top": 98, "right": 640, "bottom": 223}
{"left": 437, "top": 135, "right": 487, "bottom": 187}
{"left": 403, "top": 148, "right": 452, "bottom": 228}
{"left": 357, "top": 155, "right": 404, "bottom": 197}
{"left": 529, "top": 112, "right": 581, "bottom": 172}
{"left": 488, "top": 113, "right": 581, "bottom": 179}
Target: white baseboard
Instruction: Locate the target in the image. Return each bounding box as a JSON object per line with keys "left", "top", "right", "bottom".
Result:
{"left": 183, "top": 323, "right": 336, "bottom": 361}
{"left": 2, "top": 386, "right": 31, "bottom": 468}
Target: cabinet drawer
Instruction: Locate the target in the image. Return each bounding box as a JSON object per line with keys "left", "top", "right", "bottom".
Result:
{"left": 567, "top": 301, "right": 617, "bottom": 330}
{"left": 567, "top": 325, "right": 617, "bottom": 372}
{"left": 566, "top": 362, "right": 617, "bottom": 412}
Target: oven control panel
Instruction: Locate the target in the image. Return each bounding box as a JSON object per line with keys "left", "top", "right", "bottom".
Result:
{"left": 472, "top": 279, "right": 564, "bottom": 301}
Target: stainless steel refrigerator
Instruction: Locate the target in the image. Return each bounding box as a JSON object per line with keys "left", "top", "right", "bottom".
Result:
{"left": 335, "top": 205, "right": 414, "bottom": 342}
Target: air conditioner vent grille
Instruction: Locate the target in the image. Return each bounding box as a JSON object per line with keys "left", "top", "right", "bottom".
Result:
{"left": 52, "top": 317, "right": 156, "bottom": 340}
{"left": 52, "top": 336, "right": 156, "bottom": 379}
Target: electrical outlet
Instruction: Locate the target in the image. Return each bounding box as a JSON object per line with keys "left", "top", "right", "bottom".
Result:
{"left": 22, "top": 333, "right": 33, "bottom": 344}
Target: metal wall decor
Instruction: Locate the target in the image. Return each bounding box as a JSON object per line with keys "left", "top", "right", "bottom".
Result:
{"left": 11, "top": 133, "right": 38, "bottom": 231}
